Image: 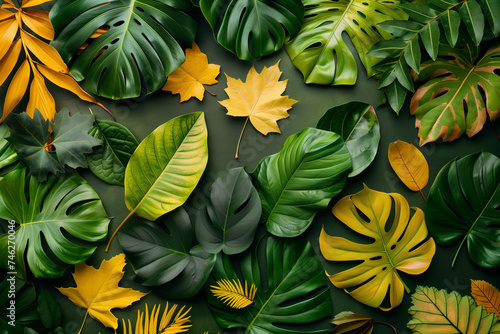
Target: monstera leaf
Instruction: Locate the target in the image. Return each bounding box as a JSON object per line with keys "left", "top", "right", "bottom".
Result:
{"left": 285, "top": 0, "right": 407, "bottom": 86}
{"left": 119, "top": 208, "right": 216, "bottom": 298}
{"left": 0, "top": 166, "right": 110, "bottom": 279}
{"left": 410, "top": 42, "right": 500, "bottom": 145}
{"left": 49, "top": 0, "right": 196, "bottom": 99}
{"left": 320, "top": 185, "right": 436, "bottom": 310}
{"left": 195, "top": 167, "right": 261, "bottom": 255}
{"left": 207, "top": 237, "right": 332, "bottom": 333}
{"left": 252, "top": 127, "right": 352, "bottom": 237}
{"left": 200, "top": 0, "right": 304, "bottom": 60}
{"left": 0, "top": 124, "right": 18, "bottom": 171}
{"left": 425, "top": 152, "right": 500, "bottom": 269}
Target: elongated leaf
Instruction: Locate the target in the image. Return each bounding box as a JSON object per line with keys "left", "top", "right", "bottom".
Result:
{"left": 460, "top": 0, "right": 484, "bottom": 45}
{"left": 200, "top": 0, "right": 304, "bottom": 60}
{"left": 195, "top": 167, "right": 261, "bottom": 255}
{"left": 330, "top": 312, "right": 377, "bottom": 334}
{"left": 439, "top": 9, "right": 461, "bottom": 46}
{"left": 316, "top": 101, "right": 380, "bottom": 177}
{"left": 388, "top": 140, "right": 429, "bottom": 196}
{"left": 471, "top": 280, "right": 500, "bottom": 318}
{"left": 420, "top": 19, "right": 439, "bottom": 60}
{"left": 0, "top": 166, "right": 110, "bottom": 279}
{"left": 207, "top": 237, "right": 332, "bottom": 333}
{"left": 210, "top": 279, "right": 257, "bottom": 309}
{"left": 119, "top": 208, "right": 216, "bottom": 298}
{"left": 50, "top": 0, "right": 196, "bottom": 99}
{"left": 252, "top": 127, "right": 352, "bottom": 237}
{"left": 405, "top": 36, "right": 421, "bottom": 72}
{"left": 386, "top": 80, "right": 407, "bottom": 114}
{"left": 121, "top": 303, "right": 192, "bottom": 334}
{"left": 0, "top": 124, "right": 18, "bottom": 170}
{"left": 425, "top": 152, "right": 500, "bottom": 268}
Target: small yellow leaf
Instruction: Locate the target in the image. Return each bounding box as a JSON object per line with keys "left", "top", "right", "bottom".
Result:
{"left": 0, "top": 37, "right": 22, "bottom": 87}
{"left": 162, "top": 42, "right": 220, "bottom": 102}
{"left": 21, "top": 9, "right": 54, "bottom": 41}
{"left": 26, "top": 69, "right": 55, "bottom": 120}
{"left": 211, "top": 279, "right": 257, "bottom": 309}
{"left": 0, "top": 18, "right": 18, "bottom": 60}
{"left": 121, "top": 303, "right": 192, "bottom": 334}
{"left": 0, "top": 8, "right": 15, "bottom": 21}
{"left": 471, "top": 280, "right": 500, "bottom": 318}
{"left": 3, "top": 58, "right": 31, "bottom": 116}
{"left": 21, "top": 30, "right": 68, "bottom": 73}
{"left": 57, "top": 254, "right": 147, "bottom": 332}
{"left": 22, "top": 0, "right": 53, "bottom": 8}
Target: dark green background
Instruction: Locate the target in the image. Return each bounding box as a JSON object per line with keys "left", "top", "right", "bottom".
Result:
{"left": 2, "top": 7, "right": 500, "bottom": 334}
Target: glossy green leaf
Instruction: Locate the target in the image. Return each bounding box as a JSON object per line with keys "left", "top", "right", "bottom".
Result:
{"left": 0, "top": 166, "right": 110, "bottom": 279}
{"left": 401, "top": 2, "right": 437, "bottom": 23}
{"left": 87, "top": 119, "right": 139, "bottom": 186}
{"left": 405, "top": 36, "right": 421, "bottom": 72}
{"left": 200, "top": 0, "right": 304, "bottom": 60}
{"left": 0, "top": 124, "right": 18, "bottom": 170}
{"left": 395, "top": 57, "right": 414, "bottom": 92}
{"left": 386, "top": 80, "right": 407, "bottom": 114}
{"left": 37, "top": 290, "right": 62, "bottom": 330}
{"left": 285, "top": 0, "right": 407, "bottom": 86}
{"left": 207, "top": 237, "right": 332, "bottom": 334}
{"left": 50, "top": 0, "right": 196, "bottom": 99}
{"left": 316, "top": 101, "right": 380, "bottom": 177}
{"left": 195, "top": 167, "right": 261, "bottom": 255}
{"left": 119, "top": 208, "right": 216, "bottom": 298}
{"left": 480, "top": 0, "right": 500, "bottom": 36}
{"left": 459, "top": 0, "right": 484, "bottom": 45}
{"left": 425, "top": 152, "right": 500, "bottom": 268}
{"left": 378, "top": 20, "right": 423, "bottom": 39}
{"left": 439, "top": 9, "right": 461, "bottom": 46}
{"left": 252, "top": 128, "right": 352, "bottom": 237}
{"left": 420, "top": 19, "right": 439, "bottom": 60}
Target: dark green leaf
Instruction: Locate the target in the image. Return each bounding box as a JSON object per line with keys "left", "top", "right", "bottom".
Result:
{"left": 87, "top": 119, "right": 139, "bottom": 186}
{"left": 378, "top": 67, "right": 396, "bottom": 88}
{"left": 0, "top": 278, "right": 39, "bottom": 329}
{"left": 481, "top": 0, "right": 500, "bottom": 36}
{"left": 395, "top": 58, "right": 414, "bottom": 92}
{"left": 378, "top": 20, "right": 423, "bottom": 39}
{"left": 439, "top": 9, "right": 461, "bottom": 47}
{"left": 404, "top": 36, "right": 421, "bottom": 72}
{"left": 427, "top": 0, "right": 459, "bottom": 10}
{"left": 400, "top": 3, "right": 437, "bottom": 23}
{"left": 207, "top": 237, "right": 332, "bottom": 334}
{"left": 459, "top": 0, "right": 484, "bottom": 45}
{"left": 195, "top": 167, "right": 261, "bottom": 255}
{"left": 316, "top": 102, "right": 380, "bottom": 177}
{"left": 425, "top": 152, "right": 500, "bottom": 268}
{"left": 36, "top": 290, "right": 61, "bottom": 329}
{"left": 386, "top": 80, "right": 407, "bottom": 115}
{"left": 368, "top": 39, "right": 408, "bottom": 58}
{"left": 420, "top": 19, "right": 440, "bottom": 60}
{"left": 0, "top": 124, "right": 18, "bottom": 170}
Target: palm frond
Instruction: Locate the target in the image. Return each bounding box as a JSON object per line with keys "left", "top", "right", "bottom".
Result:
{"left": 210, "top": 279, "right": 257, "bottom": 309}
{"left": 121, "top": 302, "right": 192, "bottom": 334}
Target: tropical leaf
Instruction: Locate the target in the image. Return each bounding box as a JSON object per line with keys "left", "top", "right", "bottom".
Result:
{"left": 407, "top": 286, "right": 500, "bottom": 333}
{"left": 87, "top": 119, "right": 139, "bottom": 186}
{"left": 471, "top": 280, "right": 500, "bottom": 318}
{"left": 425, "top": 152, "right": 500, "bottom": 268}
{"left": 195, "top": 167, "right": 261, "bottom": 255}
{"left": 285, "top": 0, "right": 407, "bottom": 86}
{"left": 49, "top": 0, "right": 196, "bottom": 99}
{"left": 0, "top": 165, "right": 110, "bottom": 279}
{"left": 207, "top": 237, "right": 332, "bottom": 334}
{"left": 320, "top": 185, "right": 436, "bottom": 310}
{"left": 316, "top": 101, "right": 380, "bottom": 177}
{"left": 119, "top": 208, "right": 216, "bottom": 298}
{"left": 210, "top": 279, "right": 257, "bottom": 309}
{"left": 329, "top": 311, "right": 398, "bottom": 334}
{"left": 0, "top": 124, "right": 18, "bottom": 171}
{"left": 200, "top": 0, "right": 304, "bottom": 60}
{"left": 121, "top": 303, "right": 192, "bottom": 334}
{"left": 106, "top": 112, "right": 208, "bottom": 250}
{"left": 252, "top": 127, "right": 352, "bottom": 237}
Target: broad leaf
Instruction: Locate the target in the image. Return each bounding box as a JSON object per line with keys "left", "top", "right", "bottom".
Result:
{"left": 37, "top": 290, "right": 62, "bottom": 330}
{"left": 316, "top": 101, "right": 380, "bottom": 177}
{"left": 252, "top": 127, "right": 352, "bottom": 237}
{"left": 119, "top": 208, "right": 216, "bottom": 298}
{"left": 320, "top": 185, "right": 436, "bottom": 310}
{"left": 0, "top": 124, "right": 18, "bottom": 170}
{"left": 87, "top": 119, "right": 139, "bottom": 186}
{"left": 285, "top": 0, "right": 407, "bottom": 86}
{"left": 207, "top": 237, "right": 332, "bottom": 334}
{"left": 0, "top": 166, "right": 110, "bottom": 279}
{"left": 1, "top": 277, "right": 39, "bottom": 330}
{"left": 407, "top": 286, "right": 500, "bottom": 333}
{"left": 120, "top": 303, "right": 192, "bottom": 334}
{"left": 425, "top": 152, "right": 500, "bottom": 268}
{"left": 50, "top": 0, "right": 197, "bottom": 99}
{"left": 195, "top": 167, "right": 261, "bottom": 255}
{"left": 200, "top": 0, "right": 304, "bottom": 60}
{"left": 471, "top": 280, "right": 500, "bottom": 318}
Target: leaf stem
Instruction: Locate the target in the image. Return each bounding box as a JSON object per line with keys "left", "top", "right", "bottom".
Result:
{"left": 373, "top": 321, "right": 399, "bottom": 334}
{"left": 204, "top": 86, "right": 216, "bottom": 96}
{"left": 419, "top": 189, "right": 426, "bottom": 202}
{"left": 78, "top": 311, "right": 88, "bottom": 334}
{"left": 451, "top": 237, "right": 467, "bottom": 268}
{"left": 105, "top": 210, "right": 135, "bottom": 252}
{"left": 235, "top": 118, "right": 249, "bottom": 159}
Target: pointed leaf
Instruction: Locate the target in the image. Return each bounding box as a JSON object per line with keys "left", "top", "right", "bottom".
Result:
{"left": 330, "top": 311, "right": 374, "bottom": 334}
{"left": 439, "top": 9, "right": 461, "bottom": 47}
{"left": 4, "top": 59, "right": 31, "bottom": 117}
{"left": 26, "top": 70, "right": 55, "bottom": 121}
{"left": 378, "top": 20, "right": 423, "bottom": 39}
{"left": 480, "top": 0, "right": 500, "bottom": 36}
{"left": 386, "top": 80, "right": 407, "bottom": 114}
{"left": 420, "top": 19, "right": 440, "bottom": 60}
{"left": 21, "top": 9, "right": 54, "bottom": 41}
{"left": 460, "top": 0, "right": 484, "bottom": 45}
{"left": 37, "top": 290, "right": 62, "bottom": 329}
{"left": 0, "top": 18, "right": 17, "bottom": 61}
{"left": 404, "top": 36, "right": 421, "bottom": 72}
{"left": 121, "top": 303, "right": 192, "bottom": 334}
{"left": 368, "top": 39, "right": 408, "bottom": 58}
{"left": 210, "top": 279, "right": 257, "bottom": 309}
{"left": 21, "top": 30, "right": 67, "bottom": 73}
{"left": 395, "top": 58, "right": 414, "bottom": 92}
{"left": 0, "top": 38, "right": 21, "bottom": 89}
{"left": 388, "top": 140, "right": 429, "bottom": 193}
{"left": 400, "top": 3, "right": 437, "bottom": 23}
{"left": 471, "top": 280, "right": 500, "bottom": 318}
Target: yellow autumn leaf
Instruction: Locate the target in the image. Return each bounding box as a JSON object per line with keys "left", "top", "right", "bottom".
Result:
{"left": 162, "top": 42, "right": 220, "bottom": 102}
{"left": 471, "top": 280, "right": 500, "bottom": 318}
{"left": 210, "top": 279, "right": 257, "bottom": 309}
{"left": 21, "top": 9, "right": 54, "bottom": 41}
{"left": 319, "top": 185, "right": 436, "bottom": 311}
{"left": 219, "top": 61, "right": 298, "bottom": 158}
{"left": 57, "top": 254, "right": 147, "bottom": 333}
{"left": 388, "top": 140, "right": 429, "bottom": 200}
{"left": 121, "top": 303, "right": 192, "bottom": 334}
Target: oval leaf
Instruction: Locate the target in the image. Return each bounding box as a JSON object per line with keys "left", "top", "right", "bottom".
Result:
{"left": 471, "top": 280, "right": 500, "bottom": 318}
{"left": 388, "top": 140, "right": 429, "bottom": 196}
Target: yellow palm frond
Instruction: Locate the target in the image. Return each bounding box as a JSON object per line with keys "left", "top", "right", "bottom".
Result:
{"left": 210, "top": 279, "right": 257, "bottom": 309}
{"left": 122, "top": 303, "right": 192, "bottom": 334}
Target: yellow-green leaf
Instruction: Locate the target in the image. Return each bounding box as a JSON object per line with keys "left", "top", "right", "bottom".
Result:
{"left": 121, "top": 303, "right": 192, "bottom": 334}
{"left": 210, "top": 279, "right": 257, "bottom": 309}
{"left": 471, "top": 280, "right": 500, "bottom": 318}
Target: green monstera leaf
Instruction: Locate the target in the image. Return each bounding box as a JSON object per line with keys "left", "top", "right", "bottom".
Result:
{"left": 0, "top": 166, "right": 110, "bottom": 279}
{"left": 425, "top": 152, "right": 500, "bottom": 269}
{"left": 252, "top": 127, "right": 352, "bottom": 238}
{"left": 0, "top": 124, "right": 18, "bottom": 171}
{"left": 207, "top": 237, "right": 332, "bottom": 334}
{"left": 49, "top": 0, "right": 196, "bottom": 99}
{"left": 285, "top": 0, "right": 407, "bottom": 86}
{"left": 119, "top": 208, "right": 216, "bottom": 298}
{"left": 200, "top": 0, "right": 304, "bottom": 60}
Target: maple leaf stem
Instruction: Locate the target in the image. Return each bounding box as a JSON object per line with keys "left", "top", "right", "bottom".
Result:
{"left": 77, "top": 311, "right": 89, "bottom": 334}
{"left": 235, "top": 118, "right": 249, "bottom": 159}
{"left": 105, "top": 209, "right": 135, "bottom": 252}
{"left": 204, "top": 87, "right": 216, "bottom": 96}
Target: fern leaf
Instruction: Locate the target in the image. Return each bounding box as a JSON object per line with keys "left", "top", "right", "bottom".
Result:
{"left": 210, "top": 279, "right": 257, "bottom": 309}
{"left": 121, "top": 303, "right": 192, "bottom": 334}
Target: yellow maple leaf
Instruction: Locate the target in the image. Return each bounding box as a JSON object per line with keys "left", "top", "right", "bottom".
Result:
{"left": 219, "top": 61, "right": 298, "bottom": 158}
{"left": 162, "top": 42, "right": 220, "bottom": 102}
{"left": 57, "top": 254, "right": 147, "bottom": 333}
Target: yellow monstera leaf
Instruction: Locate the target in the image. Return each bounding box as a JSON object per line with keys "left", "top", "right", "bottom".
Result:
{"left": 319, "top": 185, "right": 436, "bottom": 311}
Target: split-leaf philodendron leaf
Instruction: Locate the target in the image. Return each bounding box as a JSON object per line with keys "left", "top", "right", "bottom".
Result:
{"left": 0, "top": 166, "right": 110, "bottom": 279}
{"left": 200, "top": 0, "right": 304, "bottom": 60}
{"left": 49, "top": 0, "right": 196, "bottom": 99}
{"left": 207, "top": 237, "right": 332, "bottom": 333}
{"left": 425, "top": 152, "right": 500, "bottom": 269}
{"left": 252, "top": 127, "right": 352, "bottom": 237}
{"left": 285, "top": 0, "right": 407, "bottom": 86}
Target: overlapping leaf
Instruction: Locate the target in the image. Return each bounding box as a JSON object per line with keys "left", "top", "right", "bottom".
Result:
{"left": 210, "top": 279, "right": 257, "bottom": 309}
{"left": 121, "top": 303, "right": 192, "bottom": 334}
{"left": 471, "top": 280, "right": 500, "bottom": 318}
{"left": 0, "top": 124, "right": 18, "bottom": 171}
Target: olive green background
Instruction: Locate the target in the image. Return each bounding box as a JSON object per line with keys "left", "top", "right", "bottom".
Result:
{"left": 2, "top": 7, "right": 500, "bottom": 334}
